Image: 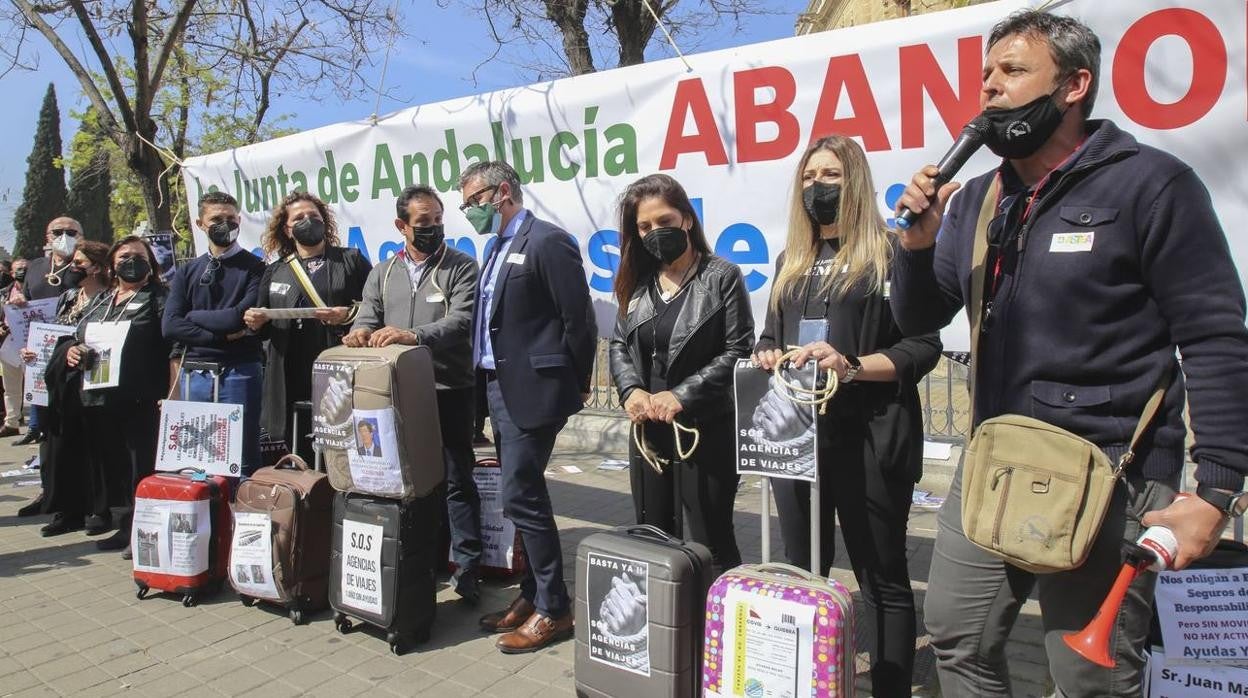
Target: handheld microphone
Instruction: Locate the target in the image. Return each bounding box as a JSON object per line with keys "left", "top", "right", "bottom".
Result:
{"left": 895, "top": 115, "right": 991, "bottom": 230}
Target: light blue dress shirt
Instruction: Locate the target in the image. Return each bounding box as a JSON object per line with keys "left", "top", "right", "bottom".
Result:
{"left": 475, "top": 209, "right": 528, "bottom": 370}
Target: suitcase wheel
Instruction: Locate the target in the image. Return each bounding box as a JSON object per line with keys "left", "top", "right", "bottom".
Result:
{"left": 181, "top": 594, "right": 197, "bottom": 608}
{"left": 334, "top": 614, "right": 352, "bottom": 634}
{"left": 290, "top": 609, "right": 305, "bottom": 625}
{"left": 240, "top": 595, "right": 255, "bottom": 608}
{"left": 386, "top": 633, "right": 404, "bottom": 656}
{"left": 135, "top": 586, "right": 148, "bottom": 601}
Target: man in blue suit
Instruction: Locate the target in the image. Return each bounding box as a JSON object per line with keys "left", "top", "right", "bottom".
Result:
{"left": 463, "top": 161, "right": 596, "bottom": 654}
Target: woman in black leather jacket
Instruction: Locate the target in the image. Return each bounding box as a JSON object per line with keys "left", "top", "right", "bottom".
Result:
{"left": 609, "top": 173, "right": 754, "bottom": 570}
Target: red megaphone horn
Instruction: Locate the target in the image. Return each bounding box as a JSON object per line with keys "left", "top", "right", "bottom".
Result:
{"left": 1063, "top": 541, "right": 1158, "bottom": 664}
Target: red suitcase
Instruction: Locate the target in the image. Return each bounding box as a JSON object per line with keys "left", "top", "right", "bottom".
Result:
{"left": 132, "top": 469, "right": 233, "bottom": 606}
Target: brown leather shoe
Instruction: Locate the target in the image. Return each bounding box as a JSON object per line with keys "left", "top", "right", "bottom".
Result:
{"left": 478, "top": 595, "right": 536, "bottom": 634}
{"left": 495, "top": 610, "right": 574, "bottom": 654}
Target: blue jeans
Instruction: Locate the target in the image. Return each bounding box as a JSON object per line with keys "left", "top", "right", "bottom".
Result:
{"left": 28, "top": 405, "right": 42, "bottom": 433}
{"left": 180, "top": 361, "right": 263, "bottom": 477}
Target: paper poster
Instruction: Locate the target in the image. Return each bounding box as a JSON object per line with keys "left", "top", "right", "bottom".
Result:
{"left": 347, "top": 407, "right": 402, "bottom": 495}
{"left": 734, "top": 359, "right": 819, "bottom": 482}
{"left": 230, "top": 512, "right": 279, "bottom": 600}
{"left": 0, "top": 297, "right": 58, "bottom": 366}
{"left": 81, "top": 320, "right": 132, "bottom": 390}
{"left": 340, "top": 519, "right": 384, "bottom": 616}
{"left": 587, "top": 552, "right": 650, "bottom": 676}
{"left": 720, "top": 587, "right": 816, "bottom": 698}
{"left": 156, "top": 399, "right": 245, "bottom": 477}
{"left": 22, "top": 322, "right": 74, "bottom": 406}
{"left": 474, "top": 466, "right": 516, "bottom": 569}
{"left": 131, "top": 497, "right": 212, "bottom": 576}
{"left": 1155, "top": 567, "right": 1248, "bottom": 666}
{"left": 312, "top": 361, "right": 355, "bottom": 449}
{"left": 1147, "top": 646, "right": 1248, "bottom": 697}
{"left": 143, "top": 232, "right": 177, "bottom": 283}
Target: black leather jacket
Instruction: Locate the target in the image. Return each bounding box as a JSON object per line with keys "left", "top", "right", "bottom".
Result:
{"left": 609, "top": 255, "right": 754, "bottom": 422}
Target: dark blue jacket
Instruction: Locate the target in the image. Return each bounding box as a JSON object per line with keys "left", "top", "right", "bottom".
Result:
{"left": 163, "top": 249, "right": 265, "bottom": 363}
{"left": 891, "top": 120, "right": 1248, "bottom": 491}
{"left": 477, "top": 213, "right": 597, "bottom": 430}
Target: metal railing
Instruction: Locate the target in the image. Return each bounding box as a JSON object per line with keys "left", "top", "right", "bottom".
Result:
{"left": 584, "top": 339, "right": 971, "bottom": 443}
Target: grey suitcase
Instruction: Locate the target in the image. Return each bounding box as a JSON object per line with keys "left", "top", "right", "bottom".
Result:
{"left": 574, "top": 452, "right": 713, "bottom": 698}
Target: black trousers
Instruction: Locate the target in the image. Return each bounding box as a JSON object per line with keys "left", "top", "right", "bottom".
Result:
{"left": 438, "top": 387, "right": 483, "bottom": 573}
{"left": 83, "top": 401, "right": 160, "bottom": 533}
{"left": 771, "top": 418, "right": 917, "bottom": 698}
{"left": 629, "top": 417, "right": 741, "bottom": 570}
{"left": 473, "top": 369, "right": 489, "bottom": 437}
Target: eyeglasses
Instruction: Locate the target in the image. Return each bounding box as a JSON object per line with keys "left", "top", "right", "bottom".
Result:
{"left": 50, "top": 228, "right": 78, "bottom": 237}
{"left": 458, "top": 185, "right": 497, "bottom": 212}
{"left": 199, "top": 257, "right": 222, "bottom": 286}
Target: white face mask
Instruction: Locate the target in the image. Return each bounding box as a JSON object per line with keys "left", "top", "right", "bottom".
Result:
{"left": 51, "top": 232, "right": 77, "bottom": 257}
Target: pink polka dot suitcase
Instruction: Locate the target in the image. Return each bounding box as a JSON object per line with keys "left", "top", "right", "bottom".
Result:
{"left": 701, "top": 563, "right": 855, "bottom": 698}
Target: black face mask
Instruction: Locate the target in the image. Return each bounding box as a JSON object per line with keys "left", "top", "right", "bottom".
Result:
{"left": 291, "top": 218, "right": 326, "bottom": 247}
{"left": 981, "top": 88, "right": 1067, "bottom": 160}
{"left": 12, "top": 269, "right": 25, "bottom": 283}
{"left": 0, "top": 272, "right": 11, "bottom": 287}
{"left": 802, "top": 181, "right": 842, "bottom": 226}
{"left": 641, "top": 227, "right": 689, "bottom": 265}
{"left": 116, "top": 256, "right": 151, "bottom": 284}
{"left": 408, "top": 224, "right": 444, "bottom": 255}
{"left": 207, "top": 220, "right": 239, "bottom": 247}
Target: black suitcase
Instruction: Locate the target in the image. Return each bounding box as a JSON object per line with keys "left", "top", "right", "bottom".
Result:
{"left": 329, "top": 491, "right": 439, "bottom": 654}
{"left": 574, "top": 423, "right": 714, "bottom": 698}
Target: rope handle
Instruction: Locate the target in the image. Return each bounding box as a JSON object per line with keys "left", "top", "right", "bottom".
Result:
{"left": 631, "top": 420, "right": 701, "bottom": 474}
{"left": 772, "top": 347, "right": 839, "bottom": 415}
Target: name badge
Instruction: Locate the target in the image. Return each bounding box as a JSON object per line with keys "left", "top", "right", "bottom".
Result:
{"left": 1050, "top": 232, "right": 1094, "bottom": 253}
{"left": 270, "top": 282, "right": 291, "bottom": 295}
{"left": 627, "top": 296, "right": 640, "bottom": 314}
{"left": 125, "top": 301, "right": 146, "bottom": 311}
{"left": 425, "top": 292, "right": 445, "bottom": 304}
{"left": 797, "top": 318, "right": 828, "bottom": 346}
{"left": 506, "top": 253, "right": 526, "bottom": 265}
{"left": 883, "top": 281, "right": 891, "bottom": 299}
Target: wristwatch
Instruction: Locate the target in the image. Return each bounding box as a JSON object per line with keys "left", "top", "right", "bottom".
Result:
{"left": 1195, "top": 485, "right": 1248, "bottom": 518}
{"left": 842, "top": 354, "right": 862, "bottom": 383}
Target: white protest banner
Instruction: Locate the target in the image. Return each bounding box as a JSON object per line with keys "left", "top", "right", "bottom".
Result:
{"left": 23, "top": 323, "right": 74, "bottom": 406}
{"left": 156, "top": 400, "right": 245, "bottom": 477}
{"left": 1, "top": 297, "right": 58, "bottom": 366}
{"left": 230, "top": 512, "right": 279, "bottom": 600}
{"left": 1155, "top": 566, "right": 1248, "bottom": 666}
{"left": 81, "top": 320, "right": 131, "bottom": 391}
{"left": 1147, "top": 646, "right": 1248, "bottom": 697}
{"left": 347, "top": 407, "right": 402, "bottom": 495}
{"left": 181, "top": 1, "right": 1248, "bottom": 352}
{"left": 470, "top": 465, "right": 517, "bottom": 569}
{"left": 340, "top": 519, "right": 383, "bottom": 616}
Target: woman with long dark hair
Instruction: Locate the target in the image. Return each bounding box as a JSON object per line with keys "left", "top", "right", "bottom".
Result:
{"left": 753, "top": 135, "right": 941, "bottom": 696}
{"left": 243, "top": 191, "right": 371, "bottom": 462}
{"left": 68, "top": 235, "right": 171, "bottom": 554}
{"left": 608, "top": 173, "right": 754, "bottom": 571}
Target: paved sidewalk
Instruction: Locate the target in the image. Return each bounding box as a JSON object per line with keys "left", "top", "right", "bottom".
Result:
{"left": 0, "top": 422, "right": 1053, "bottom": 697}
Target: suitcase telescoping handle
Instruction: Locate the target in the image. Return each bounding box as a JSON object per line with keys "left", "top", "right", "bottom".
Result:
{"left": 631, "top": 421, "right": 700, "bottom": 540}
{"left": 760, "top": 472, "right": 822, "bottom": 577}
{"left": 177, "top": 360, "right": 223, "bottom": 402}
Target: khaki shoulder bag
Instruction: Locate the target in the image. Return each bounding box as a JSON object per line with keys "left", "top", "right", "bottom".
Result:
{"left": 960, "top": 177, "right": 1170, "bottom": 574}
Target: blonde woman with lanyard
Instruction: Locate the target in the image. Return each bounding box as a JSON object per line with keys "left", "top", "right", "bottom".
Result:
{"left": 751, "top": 135, "right": 941, "bottom": 697}
{"left": 244, "top": 192, "right": 371, "bottom": 463}
{"left": 609, "top": 173, "right": 754, "bottom": 572}
{"left": 66, "top": 236, "right": 171, "bottom": 555}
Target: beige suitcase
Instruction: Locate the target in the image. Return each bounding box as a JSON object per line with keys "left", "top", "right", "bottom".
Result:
{"left": 311, "top": 345, "right": 444, "bottom": 500}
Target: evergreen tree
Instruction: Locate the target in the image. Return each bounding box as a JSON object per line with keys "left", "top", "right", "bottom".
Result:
{"left": 12, "top": 84, "right": 68, "bottom": 259}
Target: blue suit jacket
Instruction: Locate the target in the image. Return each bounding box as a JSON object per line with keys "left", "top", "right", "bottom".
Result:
{"left": 479, "top": 213, "right": 596, "bottom": 430}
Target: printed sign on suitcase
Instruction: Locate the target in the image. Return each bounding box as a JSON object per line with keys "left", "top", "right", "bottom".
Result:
{"left": 587, "top": 552, "right": 651, "bottom": 677}
{"left": 156, "top": 400, "right": 245, "bottom": 477}
{"left": 312, "top": 361, "right": 355, "bottom": 450}
{"left": 229, "top": 512, "right": 279, "bottom": 600}
{"left": 719, "top": 587, "right": 816, "bottom": 698}
{"left": 132, "top": 497, "right": 212, "bottom": 576}
{"left": 347, "top": 407, "right": 402, "bottom": 493}
{"left": 340, "top": 519, "right": 384, "bottom": 616}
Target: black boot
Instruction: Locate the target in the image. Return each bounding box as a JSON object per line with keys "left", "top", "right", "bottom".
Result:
{"left": 40, "top": 514, "right": 84, "bottom": 537}
{"left": 84, "top": 514, "right": 113, "bottom": 536}
{"left": 16, "top": 495, "right": 45, "bottom": 517}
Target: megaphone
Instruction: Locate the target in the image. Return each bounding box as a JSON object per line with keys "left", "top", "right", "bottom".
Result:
{"left": 1063, "top": 526, "right": 1178, "bottom": 667}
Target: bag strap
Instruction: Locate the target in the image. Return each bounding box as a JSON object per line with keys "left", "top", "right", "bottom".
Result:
{"left": 1115, "top": 369, "right": 1172, "bottom": 476}
{"left": 967, "top": 175, "right": 1000, "bottom": 428}
{"left": 284, "top": 255, "right": 328, "bottom": 308}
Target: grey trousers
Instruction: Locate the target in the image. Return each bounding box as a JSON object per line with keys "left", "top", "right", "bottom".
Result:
{"left": 923, "top": 463, "right": 1178, "bottom": 697}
